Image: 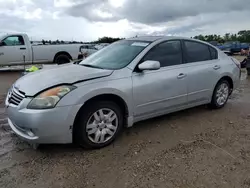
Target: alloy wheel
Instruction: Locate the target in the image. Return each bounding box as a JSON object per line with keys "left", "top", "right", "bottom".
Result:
{"left": 216, "top": 83, "right": 229, "bottom": 106}
{"left": 86, "top": 108, "right": 118, "bottom": 144}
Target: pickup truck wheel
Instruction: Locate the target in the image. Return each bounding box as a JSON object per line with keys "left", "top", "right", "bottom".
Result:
{"left": 247, "top": 68, "right": 250, "bottom": 76}
{"left": 54, "top": 54, "right": 71, "bottom": 65}
{"left": 74, "top": 101, "right": 123, "bottom": 149}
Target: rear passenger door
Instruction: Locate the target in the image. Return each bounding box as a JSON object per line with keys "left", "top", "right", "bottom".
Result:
{"left": 182, "top": 40, "right": 221, "bottom": 104}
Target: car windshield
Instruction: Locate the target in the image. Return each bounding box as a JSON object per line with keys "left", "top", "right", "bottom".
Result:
{"left": 79, "top": 40, "right": 150, "bottom": 70}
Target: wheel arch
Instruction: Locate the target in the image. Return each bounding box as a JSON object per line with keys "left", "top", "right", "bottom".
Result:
{"left": 73, "top": 93, "right": 130, "bottom": 134}
{"left": 215, "top": 75, "right": 234, "bottom": 95}
{"left": 53, "top": 51, "right": 72, "bottom": 63}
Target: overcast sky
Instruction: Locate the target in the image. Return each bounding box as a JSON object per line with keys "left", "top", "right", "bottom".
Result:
{"left": 0, "top": 0, "right": 250, "bottom": 41}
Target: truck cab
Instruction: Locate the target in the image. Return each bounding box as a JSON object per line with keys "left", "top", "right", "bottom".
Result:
{"left": 0, "top": 33, "right": 85, "bottom": 66}
{"left": 0, "top": 34, "right": 32, "bottom": 65}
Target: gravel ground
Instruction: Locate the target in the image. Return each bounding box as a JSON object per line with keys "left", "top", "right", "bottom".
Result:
{"left": 0, "top": 70, "right": 250, "bottom": 188}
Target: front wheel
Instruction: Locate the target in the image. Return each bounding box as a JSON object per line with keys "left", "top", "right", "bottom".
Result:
{"left": 74, "top": 101, "right": 123, "bottom": 149}
{"left": 210, "top": 80, "right": 230, "bottom": 109}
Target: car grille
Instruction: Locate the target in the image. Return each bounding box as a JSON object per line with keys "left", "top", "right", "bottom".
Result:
{"left": 7, "top": 86, "right": 25, "bottom": 106}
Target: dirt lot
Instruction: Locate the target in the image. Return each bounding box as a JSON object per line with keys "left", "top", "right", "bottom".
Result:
{"left": 1, "top": 70, "right": 250, "bottom": 188}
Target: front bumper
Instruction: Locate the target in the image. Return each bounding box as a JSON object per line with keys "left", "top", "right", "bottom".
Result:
{"left": 6, "top": 100, "right": 82, "bottom": 144}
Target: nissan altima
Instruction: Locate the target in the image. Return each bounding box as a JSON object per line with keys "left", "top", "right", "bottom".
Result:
{"left": 6, "top": 36, "right": 240, "bottom": 149}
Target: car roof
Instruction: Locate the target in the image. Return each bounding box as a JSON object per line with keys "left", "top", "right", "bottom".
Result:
{"left": 126, "top": 36, "right": 193, "bottom": 42}
{"left": 126, "top": 36, "right": 217, "bottom": 49}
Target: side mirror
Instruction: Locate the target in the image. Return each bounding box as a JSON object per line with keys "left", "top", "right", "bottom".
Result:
{"left": 138, "top": 60, "right": 160, "bottom": 71}
{"left": 0, "top": 41, "right": 4, "bottom": 46}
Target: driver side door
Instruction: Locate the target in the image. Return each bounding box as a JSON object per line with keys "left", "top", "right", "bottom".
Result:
{"left": 132, "top": 40, "right": 188, "bottom": 121}
{"left": 0, "top": 35, "right": 29, "bottom": 65}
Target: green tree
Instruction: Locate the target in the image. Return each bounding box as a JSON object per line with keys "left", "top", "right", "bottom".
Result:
{"left": 238, "top": 30, "right": 250, "bottom": 43}
{"left": 230, "top": 34, "right": 237, "bottom": 41}
{"left": 224, "top": 33, "right": 231, "bottom": 41}
{"left": 194, "top": 34, "right": 205, "bottom": 41}
{"left": 96, "top": 37, "right": 123, "bottom": 43}
{"left": 207, "top": 35, "right": 214, "bottom": 42}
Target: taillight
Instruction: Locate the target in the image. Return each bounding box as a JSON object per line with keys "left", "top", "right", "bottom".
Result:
{"left": 231, "top": 57, "right": 241, "bottom": 69}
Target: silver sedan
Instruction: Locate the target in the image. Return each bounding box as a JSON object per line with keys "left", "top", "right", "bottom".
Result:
{"left": 6, "top": 36, "right": 240, "bottom": 149}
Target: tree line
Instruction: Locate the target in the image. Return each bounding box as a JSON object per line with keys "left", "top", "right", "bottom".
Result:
{"left": 38, "top": 40, "right": 84, "bottom": 45}
{"left": 38, "top": 30, "right": 250, "bottom": 45}
{"left": 192, "top": 30, "right": 250, "bottom": 43}
{"left": 92, "top": 37, "right": 124, "bottom": 44}
{"left": 38, "top": 37, "right": 124, "bottom": 45}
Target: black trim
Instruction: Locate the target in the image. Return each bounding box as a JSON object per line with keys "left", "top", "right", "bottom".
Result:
{"left": 180, "top": 39, "right": 186, "bottom": 64}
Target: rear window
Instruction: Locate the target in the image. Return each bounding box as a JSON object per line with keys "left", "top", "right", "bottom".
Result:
{"left": 209, "top": 46, "right": 218, "bottom": 59}
{"left": 183, "top": 41, "right": 211, "bottom": 63}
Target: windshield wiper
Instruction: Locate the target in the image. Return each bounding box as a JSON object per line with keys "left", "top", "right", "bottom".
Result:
{"left": 81, "top": 64, "right": 104, "bottom": 69}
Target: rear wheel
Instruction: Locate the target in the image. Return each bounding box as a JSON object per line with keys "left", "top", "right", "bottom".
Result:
{"left": 54, "top": 54, "right": 71, "bottom": 65}
{"left": 74, "top": 101, "right": 123, "bottom": 149}
{"left": 210, "top": 80, "right": 230, "bottom": 109}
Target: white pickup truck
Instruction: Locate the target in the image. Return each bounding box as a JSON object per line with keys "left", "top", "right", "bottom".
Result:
{"left": 0, "top": 33, "right": 86, "bottom": 66}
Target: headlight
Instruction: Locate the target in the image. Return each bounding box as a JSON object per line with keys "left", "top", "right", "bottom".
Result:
{"left": 27, "top": 85, "right": 76, "bottom": 109}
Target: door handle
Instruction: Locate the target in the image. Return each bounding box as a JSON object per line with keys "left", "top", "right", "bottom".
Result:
{"left": 20, "top": 47, "right": 26, "bottom": 50}
{"left": 177, "top": 73, "right": 186, "bottom": 79}
{"left": 213, "top": 65, "right": 221, "bottom": 70}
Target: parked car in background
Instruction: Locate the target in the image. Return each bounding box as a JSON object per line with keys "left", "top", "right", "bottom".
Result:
{"left": 77, "top": 43, "right": 110, "bottom": 61}
{"left": 95, "top": 43, "right": 110, "bottom": 50}
{"left": 217, "top": 41, "right": 249, "bottom": 55}
{"left": 6, "top": 36, "right": 240, "bottom": 149}
{"left": 0, "top": 33, "right": 83, "bottom": 66}
{"left": 208, "top": 41, "right": 219, "bottom": 46}
{"left": 78, "top": 44, "right": 98, "bottom": 60}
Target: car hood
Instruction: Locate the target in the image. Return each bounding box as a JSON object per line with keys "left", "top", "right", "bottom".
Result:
{"left": 14, "top": 64, "right": 113, "bottom": 96}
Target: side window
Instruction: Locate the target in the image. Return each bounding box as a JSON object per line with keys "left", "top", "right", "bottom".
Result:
{"left": 184, "top": 41, "right": 211, "bottom": 63}
{"left": 209, "top": 46, "right": 218, "bottom": 60}
{"left": 2, "top": 36, "right": 25, "bottom": 46}
{"left": 143, "top": 40, "right": 182, "bottom": 67}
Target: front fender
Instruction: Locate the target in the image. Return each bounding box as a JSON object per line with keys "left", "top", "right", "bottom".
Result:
{"left": 58, "top": 77, "right": 134, "bottom": 117}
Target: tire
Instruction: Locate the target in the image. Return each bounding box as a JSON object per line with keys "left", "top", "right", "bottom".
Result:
{"left": 247, "top": 68, "right": 250, "bottom": 76}
{"left": 74, "top": 101, "right": 123, "bottom": 149}
{"left": 54, "top": 54, "right": 71, "bottom": 65}
{"left": 210, "top": 80, "right": 230, "bottom": 109}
